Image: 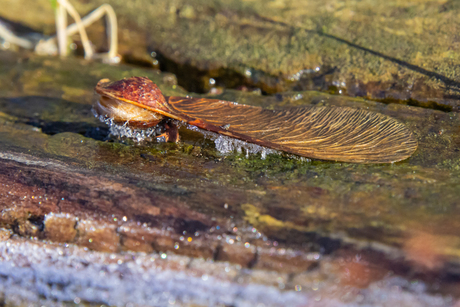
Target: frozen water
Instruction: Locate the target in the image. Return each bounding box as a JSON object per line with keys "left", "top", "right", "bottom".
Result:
{"left": 0, "top": 238, "right": 454, "bottom": 307}
{"left": 188, "top": 125, "right": 279, "bottom": 159}
{"left": 93, "top": 110, "right": 160, "bottom": 142}
{"left": 214, "top": 134, "right": 278, "bottom": 159}
{"left": 94, "top": 108, "right": 298, "bottom": 160}
{"left": 107, "top": 120, "right": 159, "bottom": 142}
{"left": 0, "top": 239, "right": 308, "bottom": 307}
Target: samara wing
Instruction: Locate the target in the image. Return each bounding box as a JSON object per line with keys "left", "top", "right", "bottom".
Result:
{"left": 94, "top": 77, "right": 417, "bottom": 163}
{"left": 164, "top": 97, "right": 417, "bottom": 163}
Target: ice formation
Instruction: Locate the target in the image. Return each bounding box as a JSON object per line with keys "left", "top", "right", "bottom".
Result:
{"left": 187, "top": 124, "right": 279, "bottom": 159}
{"left": 94, "top": 108, "right": 284, "bottom": 159}
{"left": 0, "top": 238, "right": 453, "bottom": 307}
{"left": 93, "top": 109, "right": 161, "bottom": 143}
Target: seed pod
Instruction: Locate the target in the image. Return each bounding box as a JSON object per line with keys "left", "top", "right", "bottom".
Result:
{"left": 94, "top": 77, "right": 417, "bottom": 163}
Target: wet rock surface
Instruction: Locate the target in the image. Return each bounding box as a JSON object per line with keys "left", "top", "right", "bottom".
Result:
{"left": 2, "top": 0, "right": 460, "bottom": 109}
{"left": 0, "top": 0, "right": 460, "bottom": 304}
{"left": 0, "top": 50, "right": 458, "bottom": 305}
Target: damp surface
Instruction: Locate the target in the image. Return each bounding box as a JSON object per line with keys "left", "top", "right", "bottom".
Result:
{"left": 0, "top": 0, "right": 460, "bottom": 305}
{"left": 0, "top": 51, "right": 458, "bottom": 305}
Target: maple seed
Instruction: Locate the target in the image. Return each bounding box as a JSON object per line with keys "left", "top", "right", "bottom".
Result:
{"left": 94, "top": 76, "right": 418, "bottom": 163}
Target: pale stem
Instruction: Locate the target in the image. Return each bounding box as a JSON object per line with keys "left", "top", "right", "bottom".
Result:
{"left": 0, "top": 22, "right": 33, "bottom": 49}
{"left": 0, "top": 1, "right": 118, "bottom": 61}
{"left": 55, "top": 2, "right": 68, "bottom": 56}
{"left": 47, "top": 3, "right": 118, "bottom": 60}
{"left": 57, "top": 0, "right": 93, "bottom": 59}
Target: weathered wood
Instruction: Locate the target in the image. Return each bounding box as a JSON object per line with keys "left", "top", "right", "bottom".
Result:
{"left": 0, "top": 52, "right": 459, "bottom": 304}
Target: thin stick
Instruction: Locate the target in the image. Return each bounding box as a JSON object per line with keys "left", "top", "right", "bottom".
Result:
{"left": 57, "top": 0, "right": 93, "bottom": 59}
{"left": 0, "top": 1, "right": 118, "bottom": 62}
{"left": 0, "top": 22, "right": 33, "bottom": 49}
{"left": 55, "top": 1, "right": 68, "bottom": 56}
{"left": 46, "top": 3, "right": 118, "bottom": 61}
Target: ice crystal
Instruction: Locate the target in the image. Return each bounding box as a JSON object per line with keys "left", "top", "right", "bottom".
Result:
{"left": 93, "top": 109, "right": 159, "bottom": 142}
{"left": 187, "top": 125, "right": 278, "bottom": 159}
{"left": 94, "top": 108, "right": 282, "bottom": 159}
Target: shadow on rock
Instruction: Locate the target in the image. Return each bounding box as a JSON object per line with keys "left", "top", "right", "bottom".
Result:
{"left": 0, "top": 96, "right": 109, "bottom": 141}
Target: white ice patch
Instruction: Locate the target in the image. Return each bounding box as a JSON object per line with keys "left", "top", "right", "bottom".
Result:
{"left": 93, "top": 108, "right": 160, "bottom": 143}
{"left": 108, "top": 122, "right": 159, "bottom": 143}
{"left": 0, "top": 238, "right": 452, "bottom": 307}
{"left": 94, "top": 108, "right": 285, "bottom": 160}
{"left": 187, "top": 125, "right": 279, "bottom": 159}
